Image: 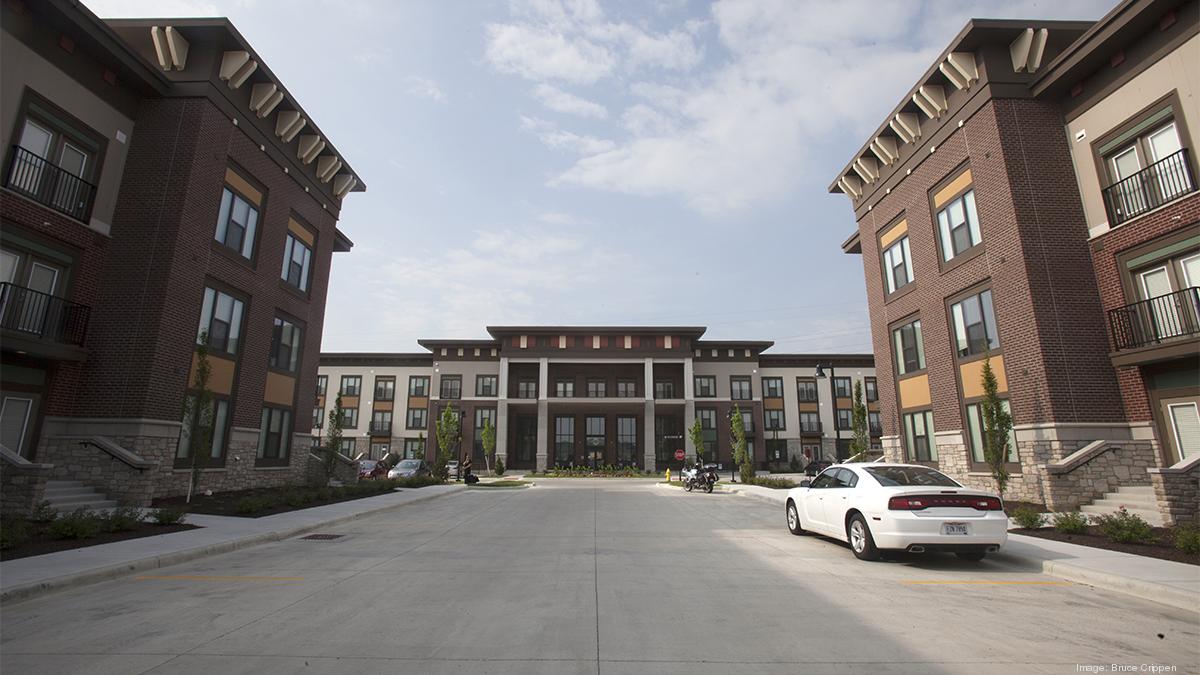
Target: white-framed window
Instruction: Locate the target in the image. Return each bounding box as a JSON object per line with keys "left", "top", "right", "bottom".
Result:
{"left": 936, "top": 189, "right": 982, "bottom": 262}
{"left": 281, "top": 233, "right": 312, "bottom": 292}
{"left": 950, "top": 289, "right": 999, "bottom": 358}
{"left": 215, "top": 187, "right": 258, "bottom": 260}
{"left": 966, "top": 399, "right": 1017, "bottom": 464}
{"left": 883, "top": 235, "right": 914, "bottom": 294}
{"left": 269, "top": 317, "right": 302, "bottom": 373}
{"left": 197, "top": 287, "right": 245, "bottom": 355}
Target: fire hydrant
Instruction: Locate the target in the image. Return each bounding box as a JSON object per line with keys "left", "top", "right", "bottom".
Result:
{"left": 666, "top": 468, "right": 671, "bottom": 482}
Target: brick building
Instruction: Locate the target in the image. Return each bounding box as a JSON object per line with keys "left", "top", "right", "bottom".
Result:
{"left": 829, "top": 0, "right": 1197, "bottom": 524}
{"left": 1, "top": 1, "right": 363, "bottom": 512}
{"left": 316, "top": 327, "right": 880, "bottom": 473}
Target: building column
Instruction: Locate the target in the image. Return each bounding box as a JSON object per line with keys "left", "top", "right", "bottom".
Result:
{"left": 643, "top": 358, "right": 656, "bottom": 471}
{"left": 684, "top": 357, "right": 696, "bottom": 461}
{"left": 536, "top": 357, "right": 549, "bottom": 471}
{"left": 496, "top": 357, "right": 509, "bottom": 465}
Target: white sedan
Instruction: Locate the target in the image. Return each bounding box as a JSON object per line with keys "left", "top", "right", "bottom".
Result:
{"left": 784, "top": 463, "right": 1008, "bottom": 561}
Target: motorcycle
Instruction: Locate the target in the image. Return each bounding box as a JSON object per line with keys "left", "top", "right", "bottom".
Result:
{"left": 682, "top": 463, "right": 719, "bottom": 493}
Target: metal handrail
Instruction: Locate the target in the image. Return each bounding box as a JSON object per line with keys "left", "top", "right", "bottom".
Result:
{"left": 369, "top": 421, "right": 393, "bottom": 435}
{"left": 5, "top": 145, "right": 97, "bottom": 222}
{"left": 1108, "top": 287, "right": 1200, "bottom": 351}
{"left": 0, "top": 282, "right": 90, "bottom": 345}
{"left": 1102, "top": 148, "right": 1195, "bottom": 226}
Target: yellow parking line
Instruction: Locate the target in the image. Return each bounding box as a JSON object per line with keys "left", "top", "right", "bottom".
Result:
{"left": 135, "top": 575, "right": 304, "bottom": 582}
{"left": 901, "top": 580, "right": 1070, "bottom": 585}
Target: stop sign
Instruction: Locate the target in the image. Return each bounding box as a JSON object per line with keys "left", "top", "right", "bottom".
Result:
{"left": 674, "top": 449, "right": 685, "bottom": 461}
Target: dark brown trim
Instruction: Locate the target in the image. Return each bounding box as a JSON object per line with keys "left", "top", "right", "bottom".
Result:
{"left": 1088, "top": 90, "right": 1197, "bottom": 198}
{"left": 1112, "top": 223, "right": 1200, "bottom": 305}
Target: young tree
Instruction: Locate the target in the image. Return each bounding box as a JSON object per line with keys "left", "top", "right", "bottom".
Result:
{"left": 322, "top": 393, "right": 346, "bottom": 483}
{"left": 183, "top": 333, "right": 214, "bottom": 503}
{"left": 687, "top": 417, "right": 705, "bottom": 464}
{"left": 730, "top": 405, "right": 753, "bottom": 483}
{"left": 849, "top": 380, "right": 870, "bottom": 461}
{"left": 980, "top": 356, "right": 1013, "bottom": 496}
{"left": 434, "top": 404, "right": 459, "bottom": 482}
{"left": 481, "top": 417, "right": 496, "bottom": 475}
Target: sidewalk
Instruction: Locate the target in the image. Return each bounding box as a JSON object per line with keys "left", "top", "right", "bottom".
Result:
{"left": 711, "top": 483, "right": 1199, "bottom": 613}
{"left": 0, "top": 484, "right": 466, "bottom": 604}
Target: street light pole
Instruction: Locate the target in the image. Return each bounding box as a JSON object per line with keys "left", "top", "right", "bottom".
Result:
{"left": 815, "top": 363, "right": 839, "bottom": 462}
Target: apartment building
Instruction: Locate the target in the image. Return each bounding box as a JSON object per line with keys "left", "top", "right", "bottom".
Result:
{"left": 1, "top": 0, "right": 363, "bottom": 512}
{"left": 315, "top": 327, "right": 879, "bottom": 472}
{"left": 829, "top": 0, "right": 1197, "bottom": 524}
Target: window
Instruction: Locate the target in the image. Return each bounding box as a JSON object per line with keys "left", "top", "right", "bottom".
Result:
{"left": 440, "top": 376, "right": 462, "bottom": 399}
{"left": 476, "top": 375, "right": 498, "bottom": 397}
{"left": 1100, "top": 108, "right": 1192, "bottom": 225}
{"left": 403, "top": 438, "right": 424, "bottom": 459}
{"left": 341, "top": 406, "right": 358, "bottom": 429}
{"left": 865, "top": 377, "right": 878, "bottom": 402}
{"left": 555, "top": 379, "right": 575, "bottom": 398}
{"left": 617, "top": 417, "right": 638, "bottom": 466}
{"left": 796, "top": 379, "right": 817, "bottom": 402}
{"left": 654, "top": 379, "right": 676, "bottom": 399}
{"left": 866, "top": 465, "right": 959, "bottom": 487}
{"left": 280, "top": 233, "right": 312, "bottom": 292}
{"left": 903, "top": 410, "right": 936, "bottom": 462}
{"left": 616, "top": 380, "right": 637, "bottom": 398}
{"left": 763, "top": 377, "right": 783, "bottom": 398}
{"left": 694, "top": 376, "right": 716, "bottom": 398}
{"left": 586, "top": 379, "right": 607, "bottom": 398}
{"left": 339, "top": 438, "right": 356, "bottom": 457}
{"left": 197, "top": 287, "right": 245, "bottom": 355}
{"left": 214, "top": 186, "right": 259, "bottom": 260}
{"left": 833, "top": 377, "right": 852, "bottom": 398}
{"left": 474, "top": 408, "right": 496, "bottom": 459}
{"left": 764, "top": 409, "right": 784, "bottom": 431}
{"left": 257, "top": 406, "right": 292, "bottom": 466}
{"left": 316, "top": 375, "right": 327, "bottom": 396}
{"left": 517, "top": 380, "right": 537, "bottom": 399}
{"left": 893, "top": 319, "right": 926, "bottom": 375}
{"left": 312, "top": 406, "right": 323, "bottom": 429}
{"left": 11, "top": 106, "right": 100, "bottom": 221}
{"left": 375, "top": 377, "right": 396, "bottom": 401}
{"left": 409, "top": 376, "right": 430, "bottom": 397}
{"left": 883, "top": 235, "right": 914, "bottom": 294}
{"left": 936, "top": 189, "right": 982, "bottom": 262}
{"left": 730, "top": 377, "right": 752, "bottom": 400}
{"left": 371, "top": 410, "right": 392, "bottom": 434}
{"left": 799, "top": 412, "right": 820, "bottom": 433}
{"left": 176, "top": 395, "right": 230, "bottom": 467}
{"left": 950, "top": 289, "right": 999, "bottom": 357}
{"left": 740, "top": 410, "right": 754, "bottom": 434}
{"left": 836, "top": 408, "right": 852, "bottom": 430}
{"left": 269, "top": 317, "right": 302, "bottom": 373}
{"left": 370, "top": 442, "right": 390, "bottom": 459}
{"left": 407, "top": 408, "right": 427, "bottom": 429}
{"left": 585, "top": 416, "right": 605, "bottom": 467}
{"left": 554, "top": 416, "right": 575, "bottom": 466}
{"left": 341, "top": 376, "right": 361, "bottom": 397}
{"left": 869, "top": 411, "right": 882, "bottom": 433}
{"left": 966, "top": 400, "right": 1017, "bottom": 464}
{"left": 697, "top": 409, "right": 717, "bottom": 458}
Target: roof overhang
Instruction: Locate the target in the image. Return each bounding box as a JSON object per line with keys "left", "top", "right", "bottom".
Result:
{"left": 486, "top": 326, "right": 708, "bottom": 339}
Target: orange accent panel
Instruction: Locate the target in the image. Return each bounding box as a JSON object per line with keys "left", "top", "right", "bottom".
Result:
{"left": 763, "top": 398, "right": 784, "bottom": 410}
{"left": 879, "top": 219, "right": 908, "bottom": 248}
{"left": 288, "top": 218, "right": 315, "bottom": 246}
{"left": 265, "top": 372, "right": 295, "bottom": 407}
{"left": 191, "top": 353, "right": 235, "bottom": 396}
{"left": 960, "top": 355, "right": 1009, "bottom": 399}
{"left": 933, "top": 169, "right": 973, "bottom": 208}
{"left": 898, "top": 374, "right": 931, "bottom": 410}
{"left": 225, "top": 168, "right": 262, "bottom": 205}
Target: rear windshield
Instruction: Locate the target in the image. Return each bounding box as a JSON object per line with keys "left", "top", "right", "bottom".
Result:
{"left": 865, "top": 466, "right": 961, "bottom": 487}
{"left": 398, "top": 460, "right": 421, "bottom": 469}
{"left": 360, "top": 460, "right": 377, "bottom": 468}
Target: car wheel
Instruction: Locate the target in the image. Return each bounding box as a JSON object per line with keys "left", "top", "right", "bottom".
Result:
{"left": 847, "top": 514, "right": 880, "bottom": 561}
{"left": 956, "top": 550, "right": 987, "bottom": 562}
{"left": 786, "top": 501, "right": 805, "bottom": 536}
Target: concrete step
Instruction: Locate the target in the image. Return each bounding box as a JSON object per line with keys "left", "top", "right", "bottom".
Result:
{"left": 50, "top": 499, "right": 118, "bottom": 512}
{"left": 44, "top": 480, "right": 86, "bottom": 488}
{"left": 1080, "top": 503, "right": 1164, "bottom": 526}
{"left": 1094, "top": 495, "right": 1159, "bottom": 509}
{"left": 43, "top": 486, "right": 98, "bottom": 498}
{"left": 1109, "top": 485, "right": 1155, "bottom": 496}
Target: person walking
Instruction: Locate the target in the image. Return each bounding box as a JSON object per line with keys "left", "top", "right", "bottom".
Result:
{"left": 461, "top": 452, "right": 473, "bottom": 482}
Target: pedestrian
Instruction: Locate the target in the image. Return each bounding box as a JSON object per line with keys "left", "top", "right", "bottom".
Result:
{"left": 461, "top": 453, "right": 473, "bottom": 481}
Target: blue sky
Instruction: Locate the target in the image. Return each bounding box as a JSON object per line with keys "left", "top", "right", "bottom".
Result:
{"left": 87, "top": 0, "right": 1105, "bottom": 354}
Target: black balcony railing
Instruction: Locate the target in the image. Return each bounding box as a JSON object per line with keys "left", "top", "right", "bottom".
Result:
{"left": 799, "top": 421, "right": 822, "bottom": 434}
{"left": 0, "top": 282, "right": 90, "bottom": 346}
{"left": 369, "top": 421, "right": 393, "bottom": 435}
{"left": 869, "top": 423, "right": 883, "bottom": 435}
{"left": 1109, "top": 287, "right": 1200, "bottom": 351}
{"left": 5, "top": 145, "right": 97, "bottom": 222}
{"left": 1102, "top": 148, "right": 1195, "bottom": 226}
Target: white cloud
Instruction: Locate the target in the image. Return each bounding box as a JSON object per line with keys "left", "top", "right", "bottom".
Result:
{"left": 485, "top": 23, "right": 616, "bottom": 84}
{"left": 521, "top": 116, "right": 615, "bottom": 155}
{"left": 533, "top": 84, "right": 608, "bottom": 119}
{"left": 403, "top": 76, "right": 447, "bottom": 103}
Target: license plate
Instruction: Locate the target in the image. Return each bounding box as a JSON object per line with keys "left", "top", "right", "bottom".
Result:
{"left": 942, "top": 523, "right": 969, "bottom": 536}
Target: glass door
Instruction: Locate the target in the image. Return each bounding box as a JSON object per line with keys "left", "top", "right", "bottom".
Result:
{"left": 585, "top": 416, "right": 605, "bottom": 468}
{"left": 1109, "top": 144, "right": 1146, "bottom": 217}
{"left": 1163, "top": 400, "right": 1199, "bottom": 463}
{"left": 1139, "top": 266, "right": 1178, "bottom": 342}
{"left": 0, "top": 394, "right": 36, "bottom": 457}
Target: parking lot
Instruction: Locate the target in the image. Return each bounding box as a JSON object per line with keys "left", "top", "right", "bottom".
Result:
{"left": 2, "top": 480, "right": 1196, "bottom": 674}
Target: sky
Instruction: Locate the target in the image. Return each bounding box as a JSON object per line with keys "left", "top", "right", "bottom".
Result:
{"left": 86, "top": 0, "right": 1107, "bottom": 355}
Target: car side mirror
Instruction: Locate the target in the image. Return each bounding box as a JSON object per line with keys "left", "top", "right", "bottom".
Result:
{"left": 800, "top": 479, "right": 811, "bottom": 488}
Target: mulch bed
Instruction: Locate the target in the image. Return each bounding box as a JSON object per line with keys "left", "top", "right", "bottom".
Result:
{"left": 1012, "top": 526, "right": 1199, "bottom": 566}
{"left": 151, "top": 482, "right": 416, "bottom": 518}
{"left": 1, "top": 521, "right": 198, "bottom": 562}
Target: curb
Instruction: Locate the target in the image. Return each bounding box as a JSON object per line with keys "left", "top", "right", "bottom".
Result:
{"left": 1038, "top": 558, "right": 1200, "bottom": 613}
{"left": 0, "top": 485, "right": 466, "bottom": 605}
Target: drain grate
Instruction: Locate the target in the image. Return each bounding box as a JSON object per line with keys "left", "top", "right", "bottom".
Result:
{"left": 300, "top": 533, "right": 344, "bottom": 540}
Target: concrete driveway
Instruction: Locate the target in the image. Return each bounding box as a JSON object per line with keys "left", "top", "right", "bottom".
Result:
{"left": 2, "top": 480, "right": 1196, "bottom": 674}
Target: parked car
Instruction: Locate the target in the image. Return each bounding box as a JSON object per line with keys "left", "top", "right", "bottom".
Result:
{"left": 784, "top": 463, "right": 1007, "bottom": 561}
{"left": 446, "top": 460, "right": 460, "bottom": 480}
{"left": 388, "top": 459, "right": 432, "bottom": 479}
{"left": 804, "top": 460, "right": 833, "bottom": 477}
{"left": 357, "top": 460, "right": 381, "bottom": 480}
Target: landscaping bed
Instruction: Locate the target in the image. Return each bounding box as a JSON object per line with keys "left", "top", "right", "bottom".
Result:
{"left": 152, "top": 476, "right": 443, "bottom": 518}
{"left": 530, "top": 468, "right": 656, "bottom": 478}
{"left": 469, "top": 480, "right": 532, "bottom": 489}
{"left": 1013, "top": 525, "right": 1200, "bottom": 566}
{"left": 1, "top": 507, "right": 195, "bottom": 562}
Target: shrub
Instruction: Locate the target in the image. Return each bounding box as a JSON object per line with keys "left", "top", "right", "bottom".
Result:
{"left": 1010, "top": 506, "right": 1045, "bottom": 530}
{"left": 393, "top": 475, "right": 442, "bottom": 489}
{"left": 1052, "top": 511, "right": 1089, "bottom": 534}
{"left": 1092, "top": 507, "right": 1155, "bottom": 544}
{"left": 0, "top": 519, "right": 30, "bottom": 550}
{"left": 744, "top": 476, "right": 796, "bottom": 489}
{"left": 316, "top": 487, "right": 333, "bottom": 501}
{"left": 29, "top": 500, "right": 57, "bottom": 523}
{"left": 1174, "top": 525, "right": 1200, "bottom": 555}
{"left": 284, "top": 489, "right": 307, "bottom": 508}
{"left": 49, "top": 509, "right": 103, "bottom": 539}
{"left": 495, "top": 458, "right": 506, "bottom": 476}
{"left": 153, "top": 506, "right": 188, "bottom": 525}
{"left": 235, "top": 497, "right": 263, "bottom": 515}
{"left": 789, "top": 456, "right": 802, "bottom": 472}
{"left": 103, "top": 506, "right": 144, "bottom": 532}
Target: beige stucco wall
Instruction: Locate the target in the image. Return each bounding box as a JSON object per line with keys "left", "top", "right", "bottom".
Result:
{"left": 315, "top": 364, "right": 436, "bottom": 451}
{"left": 756, "top": 366, "right": 877, "bottom": 442}
{"left": 1066, "top": 34, "right": 1200, "bottom": 237}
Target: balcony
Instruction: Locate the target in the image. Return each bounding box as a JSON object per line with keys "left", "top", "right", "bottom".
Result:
{"left": 799, "top": 421, "right": 822, "bottom": 434}
{"left": 1102, "top": 149, "right": 1195, "bottom": 227}
{"left": 1108, "top": 287, "right": 1200, "bottom": 366}
{"left": 870, "top": 423, "right": 883, "bottom": 436}
{"left": 0, "top": 282, "right": 90, "bottom": 358}
{"left": 369, "top": 421, "right": 393, "bottom": 436}
{"left": 5, "top": 146, "right": 97, "bottom": 223}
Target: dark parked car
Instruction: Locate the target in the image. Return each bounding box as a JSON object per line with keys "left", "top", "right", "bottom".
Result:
{"left": 388, "top": 459, "right": 432, "bottom": 479}
{"left": 804, "top": 460, "right": 834, "bottom": 477}
{"left": 358, "top": 459, "right": 387, "bottom": 480}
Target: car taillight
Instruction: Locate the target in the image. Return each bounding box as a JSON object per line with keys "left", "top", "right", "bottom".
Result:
{"left": 888, "top": 495, "right": 1003, "bottom": 510}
